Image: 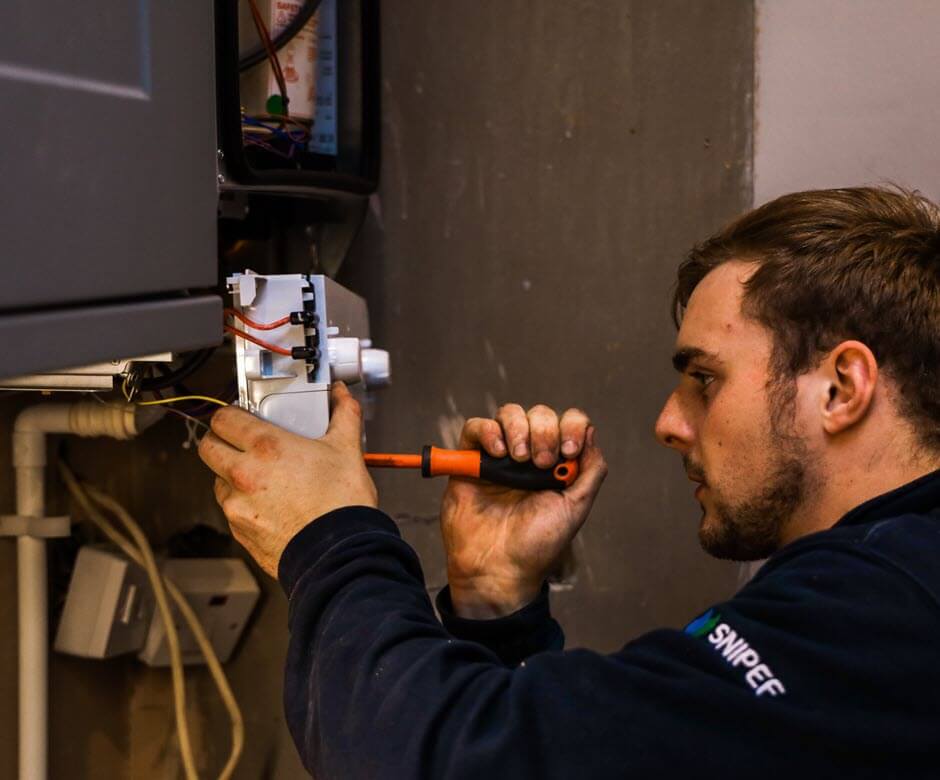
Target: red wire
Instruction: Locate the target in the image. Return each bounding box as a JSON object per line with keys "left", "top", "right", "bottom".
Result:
{"left": 224, "top": 324, "right": 292, "bottom": 356}
{"left": 224, "top": 308, "right": 290, "bottom": 331}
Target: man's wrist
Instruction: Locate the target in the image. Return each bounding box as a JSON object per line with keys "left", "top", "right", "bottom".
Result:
{"left": 447, "top": 574, "right": 542, "bottom": 619}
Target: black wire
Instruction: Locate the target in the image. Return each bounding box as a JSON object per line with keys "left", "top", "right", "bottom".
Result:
{"left": 138, "top": 349, "right": 216, "bottom": 393}
{"left": 238, "top": 0, "right": 324, "bottom": 72}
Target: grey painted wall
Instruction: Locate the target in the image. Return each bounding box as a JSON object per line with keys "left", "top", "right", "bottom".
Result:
{"left": 341, "top": 0, "right": 753, "bottom": 651}
{"left": 0, "top": 1, "right": 754, "bottom": 776}
{"left": 755, "top": 0, "right": 940, "bottom": 203}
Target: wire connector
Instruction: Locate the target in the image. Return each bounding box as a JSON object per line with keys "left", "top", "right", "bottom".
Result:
{"left": 289, "top": 310, "right": 319, "bottom": 327}
{"left": 291, "top": 346, "right": 320, "bottom": 361}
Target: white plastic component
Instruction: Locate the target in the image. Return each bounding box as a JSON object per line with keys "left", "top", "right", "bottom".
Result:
{"left": 0, "top": 353, "right": 173, "bottom": 392}
{"left": 138, "top": 558, "right": 260, "bottom": 667}
{"left": 361, "top": 348, "right": 391, "bottom": 389}
{"left": 228, "top": 271, "right": 329, "bottom": 439}
{"left": 328, "top": 337, "right": 362, "bottom": 383}
{"left": 227, "top": 270, "right": 390, "bottom": 439}
{"left": 54, "top": 546, "right": 154, "bottom": 659}
{"left": 325, "top": 338, "right": 391, "bottom": 388}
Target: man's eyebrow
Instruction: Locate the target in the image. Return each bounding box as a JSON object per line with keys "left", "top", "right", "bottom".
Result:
{"left": 671, "top": 347, "right": 722, "bottom": 373}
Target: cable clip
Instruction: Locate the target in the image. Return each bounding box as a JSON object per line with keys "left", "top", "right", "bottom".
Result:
{"left": 289, "top": 310, "right": 319, "bottom": 327}
{"left": 0, "top": 515, "right": 71, "bottom": 539}
{"left": 291, "top": 346, "right": 320, "bottom": 361}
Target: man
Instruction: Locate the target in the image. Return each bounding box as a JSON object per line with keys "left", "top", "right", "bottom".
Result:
{"left": 199, "top": 186, "right": 940, "bottom": 778}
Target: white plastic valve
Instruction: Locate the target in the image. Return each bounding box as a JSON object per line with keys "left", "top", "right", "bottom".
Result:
{"left": 328, "top": 337, "right": 364, "bottom": 384}
{"left": 361, "top": 348, "right": 391, "bottom": 388}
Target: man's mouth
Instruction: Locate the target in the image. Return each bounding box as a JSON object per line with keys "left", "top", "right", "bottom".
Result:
{"left": 684, "top": 466, "right": 706, "bottom": 486}
{"left": 682, "top": 456, "right": 707, "bottom": 498}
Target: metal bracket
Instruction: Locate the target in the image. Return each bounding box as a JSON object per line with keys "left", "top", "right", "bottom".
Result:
{"left": 0, "top": 515, "right": 71, "bottom": 539}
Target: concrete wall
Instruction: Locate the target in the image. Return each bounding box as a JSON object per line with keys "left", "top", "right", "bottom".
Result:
{"left": 755, "top": 0, "right": 940, "bottom": 203}
{"left": 341, "top": 0, "right": 753, "bottom": 651}
{"left": 0, "top": 1, "right": 754, "bottom": 776}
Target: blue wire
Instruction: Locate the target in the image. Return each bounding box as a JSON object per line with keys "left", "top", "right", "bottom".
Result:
{"left": 242, "top": 116, "right": 307, "bottom": 148}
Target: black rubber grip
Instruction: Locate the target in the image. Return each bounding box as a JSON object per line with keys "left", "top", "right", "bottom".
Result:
{"left": 421, "top": 445, "right": 432, "bottom": 477}
{"left": 479, "top": 453, "right": 567, "bottom": 491}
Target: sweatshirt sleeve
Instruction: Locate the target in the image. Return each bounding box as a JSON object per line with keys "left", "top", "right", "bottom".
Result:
{"left": 277, "top": 506, "right": 940, "bottom": 780}
{"left": 434, "top": 582, "right": 564, "bottom": 666}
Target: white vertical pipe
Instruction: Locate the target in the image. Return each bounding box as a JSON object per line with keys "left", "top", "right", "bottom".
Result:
{"left": 16, "top": 467, "right": 46, "bottom": 780}
{"left": 11, "top": 402, "right": 148, "bottom": 780}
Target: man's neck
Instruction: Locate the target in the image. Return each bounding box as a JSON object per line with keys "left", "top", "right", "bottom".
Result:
{"left": 779, "top": 451, "right": 940, "bottom": 546}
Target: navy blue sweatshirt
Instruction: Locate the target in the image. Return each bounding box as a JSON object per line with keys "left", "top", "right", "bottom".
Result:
{"left": 278, "top": 470, "right": 940, "bottom": 778}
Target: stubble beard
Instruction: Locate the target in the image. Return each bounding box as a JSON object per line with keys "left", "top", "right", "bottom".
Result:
{"left": 694, "top": 380, "right": 815, "bottom": 562}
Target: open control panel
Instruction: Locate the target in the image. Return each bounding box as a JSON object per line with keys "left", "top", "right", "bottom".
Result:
{"left": 227, "top": 270, "right": 390, "bottom": 438}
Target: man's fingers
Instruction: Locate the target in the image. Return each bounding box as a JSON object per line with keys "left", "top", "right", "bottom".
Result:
{"left": 213, "top": 476, "right": 232, "bottom": 506}
{"left": 459, "top": 418, "right": 507, "bottom": 456}
{"left": 559, "top": 408, "right": 591, "bottom": 458}
{"left": 495, "top": 403, "right": 530, "bottom": 461}
{"left": 527, "top": 404, "right": 559, "bottom": 468}
{"left": 198, "top": 431, "right": 243, "bottom": 480}
{"left": 209, "top": 405, "right": 263, "bottom": 451}
{"left": 325, "top": 382, "right": 363, "bottom": 447}
{"left": 564, "top": 426, "right": 608, "bottom": 504}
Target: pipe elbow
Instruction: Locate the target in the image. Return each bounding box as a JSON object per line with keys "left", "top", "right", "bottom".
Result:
{"left": 12, "top": 402, "right": 163, "bottom": 468}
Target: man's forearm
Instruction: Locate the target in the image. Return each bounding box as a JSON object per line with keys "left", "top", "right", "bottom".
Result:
{"left": 280, "top": 506, "right": 547, "bottom": 776}
{"left": 276, "top": 503, "right": 769, "bottom": 780}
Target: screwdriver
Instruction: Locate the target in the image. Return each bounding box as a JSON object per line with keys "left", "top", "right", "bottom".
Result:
{"left": 364, "top": 446, "right": 579, "bottom": 491}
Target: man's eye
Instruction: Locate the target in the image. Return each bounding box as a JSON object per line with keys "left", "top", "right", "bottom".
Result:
{"left": 690, "top": 371, "right": 715, "bottom": 390}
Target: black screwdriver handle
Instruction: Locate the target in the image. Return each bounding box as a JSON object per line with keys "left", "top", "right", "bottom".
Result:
{"left": 479, "top": 452, "right": 579, "bottom": 491}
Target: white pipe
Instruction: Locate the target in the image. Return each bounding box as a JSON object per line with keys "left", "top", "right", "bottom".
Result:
{"left": 12, "top": 402, "right": 159, "bottom": 780}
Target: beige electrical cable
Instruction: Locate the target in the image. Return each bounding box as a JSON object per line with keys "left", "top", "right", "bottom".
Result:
{"left": 82, "top": 485, "right": 245, "bottom": 780}
{"left": 59, "top": 464, "right": 198, "bottom": 779}
{"left": 59, "top": 463, "right": 245, "bottom": 780}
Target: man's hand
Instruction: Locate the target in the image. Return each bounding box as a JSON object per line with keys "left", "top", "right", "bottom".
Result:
{"left": 441, "top": 404, "right": 607, "bottom": 619}
{"left": 198, "top": 383, "right": 377, "bottom": 577}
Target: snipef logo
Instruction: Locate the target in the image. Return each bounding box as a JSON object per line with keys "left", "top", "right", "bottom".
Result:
{"left": 684, "top": 610, "right": 787, "bottom": 698}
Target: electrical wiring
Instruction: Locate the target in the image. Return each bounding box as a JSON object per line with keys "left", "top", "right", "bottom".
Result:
{"left": 59, "top": 464, "right": 245, "bottom": 780}
{"left": 169, "top": 381, "right": 239, "bottom": 419}
{"left": 255, "top": 113, "right": 312, "bottom": 135}
{"left": 136, "top": 395, "right": 230, "bottom": 408}
{"left": 60, "top": 464, "right": 197, "bottom": 779}
{"left": 247, "top": 0, "right": 289, "bottom": 111}
{"left": 224, "top": 324, "right": 292, "bottom": 356}
{"left": 244, "top": 137, "right": 296, "bottom": 160}
{"left": 239, "top": 0, "right": 323, "bottom": 72}
{"left": 180, "top": 382, "right": 240, "bottom": 419}
{"left": 241, "top": 117, "right": 308, "bottom": 154}
{"left": 224, "top": 307, "right": 290, "bottom": 330}
{"left": 158, "top": 404, "right": 213, "bottom": 434}
{"left": 139, "top": 349, "right": 215, "bottom": 393}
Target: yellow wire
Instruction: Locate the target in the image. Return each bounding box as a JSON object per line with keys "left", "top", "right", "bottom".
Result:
{"left": 137, "top": 395, "right": 229, "bottom": 408}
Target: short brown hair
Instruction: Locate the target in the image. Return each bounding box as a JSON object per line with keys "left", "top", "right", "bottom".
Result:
{"left": 673, "top": 186, "right": 940, "bottom": 452}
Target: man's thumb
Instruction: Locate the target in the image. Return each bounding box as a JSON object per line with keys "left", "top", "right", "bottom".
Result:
{"left": 564, "top": 426, "right": 607, "bottom": 503}
{"left": 326, "top": 382, "right": 363, "bottom": 446}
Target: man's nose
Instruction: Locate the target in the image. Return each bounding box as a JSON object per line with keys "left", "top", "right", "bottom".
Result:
{"left": 654, "top": 391, "right": 694, "bottom": 452}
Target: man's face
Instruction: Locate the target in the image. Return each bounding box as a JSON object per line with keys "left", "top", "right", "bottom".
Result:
{"left": 654, "top": 262, "right": 816, "bottom": 560}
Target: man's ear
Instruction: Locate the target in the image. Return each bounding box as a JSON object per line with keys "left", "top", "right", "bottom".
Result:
{"left": 820, "top": 340, "right": 879, "bottom": 435}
